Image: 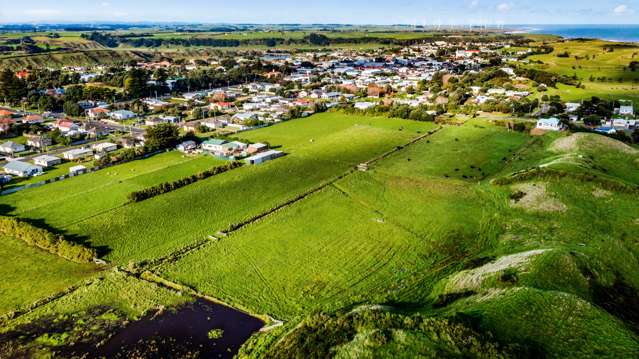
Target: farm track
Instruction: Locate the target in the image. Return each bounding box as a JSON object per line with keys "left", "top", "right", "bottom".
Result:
{"left": 2, "top": 125, "right": 445, "bottom": 329}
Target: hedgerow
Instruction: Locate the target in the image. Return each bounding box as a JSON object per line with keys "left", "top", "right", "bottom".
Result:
{"left": 0, "top": 217, "right": 96, "bottom": 263}
{"left": 127, "top": 161, "right": 243, "bottom": 203}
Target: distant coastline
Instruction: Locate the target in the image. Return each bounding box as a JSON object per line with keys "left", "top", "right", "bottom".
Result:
{"left": 509, "top": 24, "right": 639, "bottom": 43}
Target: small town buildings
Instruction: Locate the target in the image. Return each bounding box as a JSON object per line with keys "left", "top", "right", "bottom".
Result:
{"left": 110, "top": 110, "right": 136, "bottom": 121}
{"left": 565, "top": 103, "right": 581, "bottom": 113}
{"left": 62, "top": 148, "right": 93, "bottom": 161}
{"left": 69, "top": 165, "right": 88, "bottom": 176}
{"left": 87, "top": 107, "right": 110, "bottom": 119}
{"left": 202, "top": 139, "right": 228, "bottom": 153}
{"left": 145, "top": 116, "right": 180, "bottom": 126}
{"left": 618, "top": 105, "right": 634, "bottom": 116}
{"left": 25, "top": 134, "right": 52, "bottom": 149}
{"left": 177, "top": 140, "right": 198, "bottom": 153}
{"left": 536, "top": 118, "right": 564, "bottom": 131}
{"left": 245, "top": 150, "right": 284, "bottom": 165}
{"left": 33, "top": 155, "right": 61, "bottom": 168}
{"left": 354, "top": 102, "right": 376, "bottom": 110}
{"left": 233, "top": 112, "right": 259, "bottom": 123}
{"left": 54, "top": 119, "right": 79, "bottom": 133}
{"left": 247, "top": 143, "right": 268, "bottom": 154}
{"left": 0, "top": 118, "right": 14, "bottom": 133}
{"left": 92, "top": 142, "right": 118, "bottom": 153}
{"left": 22, "top": 114, "right": 44, "bottom": 124}
{"left": 0, "top": 141, "right": 25, "bottom": 154}
{"left": 3, "top": 161, "right": 43, "bottom": 177}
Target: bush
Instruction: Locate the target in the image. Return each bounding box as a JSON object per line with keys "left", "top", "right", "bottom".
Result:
{"left": 0, "top": 217, "right": 95, "bottom": 263}
{"left": 128, "top": 161, "right": 243, "bottom": 203}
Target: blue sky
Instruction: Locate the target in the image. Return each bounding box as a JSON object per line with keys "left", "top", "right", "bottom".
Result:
{"left": 0, "top": 0, "right": 637, "bottom": 24}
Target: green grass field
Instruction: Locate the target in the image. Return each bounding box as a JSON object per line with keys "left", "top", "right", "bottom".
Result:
{"left": 0, "top": 236, "right": 96, "bottom": 315}
{"left": 157, "top": 121, "right": 639, "bottom": 356}
{"left": 2, "top": 112, "right": 639, "bottom": 356}
{"left": 525, "top": 39, "right": 639, "bottom": 102}
{"left": 0, "top": 113, "right": 436, "bottom": 263}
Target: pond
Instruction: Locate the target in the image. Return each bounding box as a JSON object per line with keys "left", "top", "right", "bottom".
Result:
{"left": 96, "top": 298, "right": 264, "bottom": 358}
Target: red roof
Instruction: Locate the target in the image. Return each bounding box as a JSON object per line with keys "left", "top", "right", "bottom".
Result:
{"left": 0, "top": 109, "right": 15, "bottom": 117}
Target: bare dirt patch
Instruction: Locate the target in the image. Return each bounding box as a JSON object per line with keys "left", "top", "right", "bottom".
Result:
{"left": 551, "top": 133, "right": 638, "bottom": 154}
{"left": 592, "top": 188, "right": 612, "bottom": 198}
{"left": 511, "top": 183, "right": 567, "bottom": 212}
{"left": 443, "top": 250, "right": 548, "bottom": 293}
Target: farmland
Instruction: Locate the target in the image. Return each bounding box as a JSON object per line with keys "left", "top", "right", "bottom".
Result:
{"left": 525, "top": 39, "right": 639, "bottom": 102}
{"left": 1, "top": 112, "right": 638, "bottom": 356}
{"left": 0, "top": 113, "right": 436, "bottom": 263}
{"left": 0, "top": 235, "right": 96, "bottom": 315}
{"left": 155, "top": 120, "right": 639, "bottom": 356}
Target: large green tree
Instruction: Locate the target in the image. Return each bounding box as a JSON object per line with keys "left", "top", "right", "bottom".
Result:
{"left": 145, "top": 123, "right": 180, "bottom": 151}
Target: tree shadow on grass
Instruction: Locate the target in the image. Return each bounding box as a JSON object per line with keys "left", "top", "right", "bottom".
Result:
{"left": 20, "top": 217, "right": 111, "bottom": 258}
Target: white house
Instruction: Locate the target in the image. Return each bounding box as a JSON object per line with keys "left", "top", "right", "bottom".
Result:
{"left": 63, "top": 148, "right": 93, "bottom": 161}
{"left": 33, "top": 155, "right": 61, "bottom": 168}
{"left": 565, "top": 103, "right": 581, "bottom": 113}
{"left": 0, "top": 141, "right": 25, "bottom": 155}
{"left": 354, "top": 102, "right": 376, "bottom": 110}
{"left": 177, "top": 140, "right": 198, "bottom": 153}
{"left": 109, "top": 110, "right": 136, "bottom": 121}
{"left": 69, "top": 165, "right": 87, "bottom": 176}
{"left": 618, "top": 105, "right": 634, "bottom": 116}
{"left": 536, "top": 118, "right": 564, "bottom": 131}
{"left": 201, "top": 139, "right": 228, "bottom": 153}
{"left": 233, "top": 112, "right": 259, "bottom": 123}
{"left": 92, "top": 142, "right": 118, "bottom": 153}
{"left": 3, "top": 161, "right": 43, "bottom": 177}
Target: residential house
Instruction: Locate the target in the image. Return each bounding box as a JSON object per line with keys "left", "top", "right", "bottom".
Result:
{"left": 92, "top": 142, "right": 118, "bottom": 153}
{"left": 109, "top": 110, "right": 136, "bottom": 121}
{"left": 232, "top": 112, "right": 259, "bottom": 123}
{"left": 69, "top": 165, "right": 88, "bottom": 176}
{"left": 25, "top": 134, "right": 52, "bottom": 149}
{"left": 54, "top": 119, "right": 79, "bottom": 133}
{"left": 0, "top": 118, "right": 15, "bottom": 133}
{"left": 177, "top": 140, "right": 198, "bottom": 153}
{"left": 248, "top": 143, "right": 268, "bottom": 154}
{"left": 618, "top": 105, "right": 634, "bottom": 116}
{"left": 201, "top": 139, "right": 229, "bottom": 154}
{"left": 566, "top": 103, "right": 581, "bottom": 113}
{"left": 62, "top": 148, "right": 93, "bottom": 161}
{"left": 87, "top": 107, "right": 110, "bottom": 119}
{"left": 22, "top": 114, "right": 44, "bottom": 124}
{"left": 536, "top": 118, "right": 564, "bottom": 131}
{"left": 354, "top": 102, "right": 376, "bottom": 110}
{"left": 3, "top": 161, "right": 42, "bottom": 177}
{"left": 0, "top": 141, "right": 25, "bottom": 154}
{"left": 33, "top": 155, "right": 61, "bottom": 168}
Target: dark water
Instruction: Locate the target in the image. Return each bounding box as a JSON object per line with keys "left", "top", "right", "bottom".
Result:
{"left": 96, "top": 299, "right": 264, "bottom": 358}
{"left": 516, "top": 25, "right": 639, "bottom": 43}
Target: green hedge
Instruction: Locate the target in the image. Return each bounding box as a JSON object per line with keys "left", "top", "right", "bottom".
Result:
{"left": 0, "top": 217, "right": 96, "bottom": 263}
{"left": 128, "top": 161, "right": 243, "bottom": 203}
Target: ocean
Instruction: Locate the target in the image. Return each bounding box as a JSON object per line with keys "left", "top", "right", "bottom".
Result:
{"left": 513, "top": 25, "right": 639, "bottom": 43}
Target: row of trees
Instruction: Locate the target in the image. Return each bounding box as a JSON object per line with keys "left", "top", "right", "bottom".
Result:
{"left": 0, "top": 216, "right": 96, "bottom": 263}
{"left": 128, "top": 161, "right": 243, "bottom": 203}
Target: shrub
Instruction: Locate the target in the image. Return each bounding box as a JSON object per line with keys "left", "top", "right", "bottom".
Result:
{"left": 128, "top": 161, "right": 243, "bottom": 203}
{"left": 0, "top": 217, "right": 95, "bottom": 263}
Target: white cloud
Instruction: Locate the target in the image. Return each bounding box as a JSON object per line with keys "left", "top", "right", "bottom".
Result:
{"left": 23, "top": 9, "right": 62, "bottom": 17}
{"left": 497, "top": 3, "right": 512, "bottom": 13}
{"left": 613, "top": 4, "right": 630, "bottom": 14}
{"left": 470, "top": 0, "right": 479, "bottom": 8}
{"left": 101, "top": 2, "right": 111, "bottom": 7}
